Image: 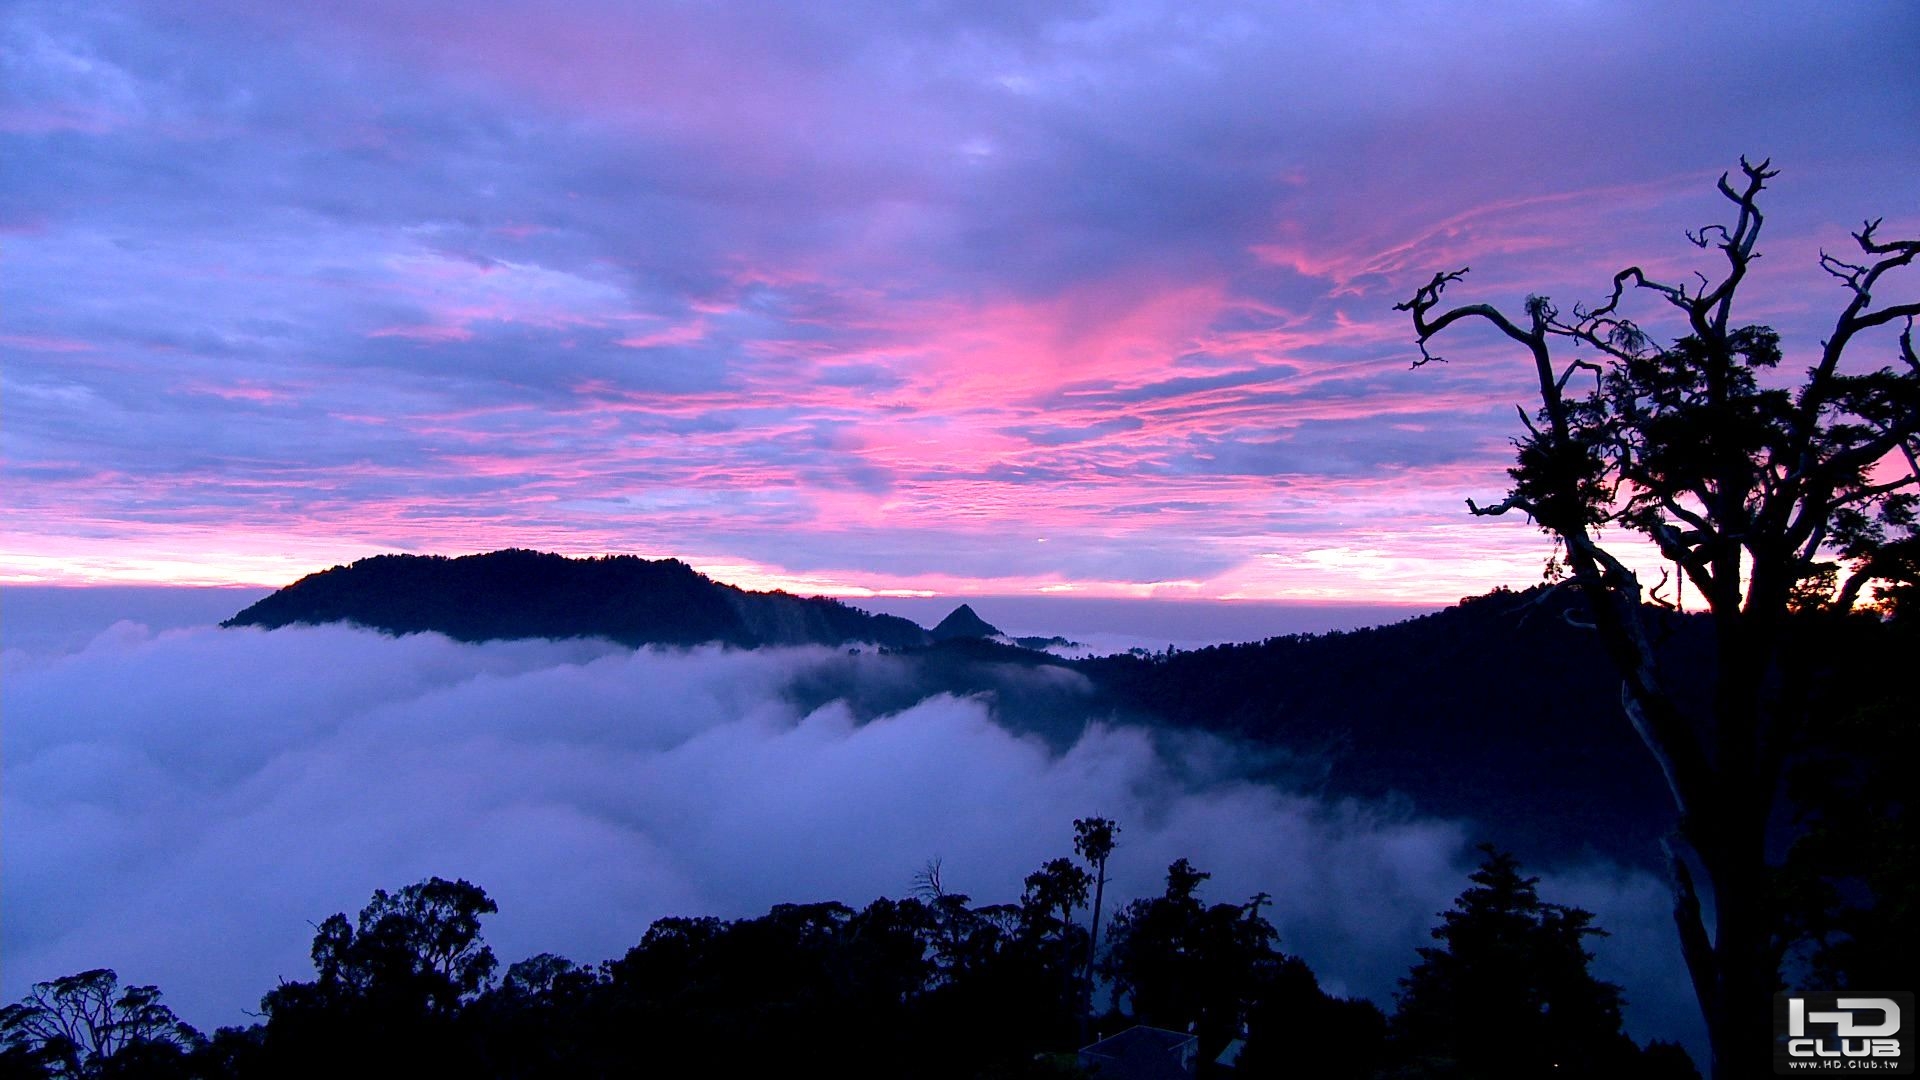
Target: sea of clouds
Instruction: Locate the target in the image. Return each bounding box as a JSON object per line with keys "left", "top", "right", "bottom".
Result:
{"left": 1, "top": 620, "right": 1696, "bottom": 1052}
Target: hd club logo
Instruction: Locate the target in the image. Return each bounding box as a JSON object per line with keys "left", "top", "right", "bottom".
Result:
{"left": 1776, "top": 992, "right": 1914, "bottom": 1073}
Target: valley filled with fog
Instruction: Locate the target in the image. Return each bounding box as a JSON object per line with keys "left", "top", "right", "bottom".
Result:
{"left": 1, "top": 598, "right": 1697, "bottom": 1053}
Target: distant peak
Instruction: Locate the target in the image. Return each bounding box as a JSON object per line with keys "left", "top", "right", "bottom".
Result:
{"left": 931, "top": 603, "right": 1001, "bottom": 641}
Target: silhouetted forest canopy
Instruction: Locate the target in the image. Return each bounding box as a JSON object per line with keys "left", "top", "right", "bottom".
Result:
{"left": 2, "top": 839, "right": 1705, "bottom": 1079}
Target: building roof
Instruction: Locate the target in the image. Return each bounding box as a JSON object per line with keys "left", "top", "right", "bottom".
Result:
{"left": 1077, "top": 1025, "right": 1199, "bottom": 1080}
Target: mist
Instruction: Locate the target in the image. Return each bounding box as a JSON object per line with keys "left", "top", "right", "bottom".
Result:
{"left": 1, "top": 620, "right": 1697, "bottom": 1052}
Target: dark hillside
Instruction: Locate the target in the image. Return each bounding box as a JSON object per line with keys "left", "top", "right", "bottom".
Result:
{"left": 1077, "top": 587, "right": 1715, "bottom": 866}
{"left": 222, "top": 549, "right": 932, "bottom": 649}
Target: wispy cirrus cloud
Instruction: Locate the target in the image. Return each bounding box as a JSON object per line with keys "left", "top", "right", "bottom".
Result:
{"left": 4, "top": 0, "right": 1914, "bottom": 596}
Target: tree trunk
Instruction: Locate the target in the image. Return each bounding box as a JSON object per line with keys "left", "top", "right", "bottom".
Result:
{"left": 1665, "top": 608, "right": 1783, "bottom": 1080}
{"left": 1081, "top": 860, "right": 1106, "bottom": 1043}
{"left": 1689, "top": 794, "right": 1774, "bottom": 1080}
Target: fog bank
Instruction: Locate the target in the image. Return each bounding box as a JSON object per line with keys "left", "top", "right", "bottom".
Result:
{"left": 1, "top": 621, "right": 1695, "bottom": 1053}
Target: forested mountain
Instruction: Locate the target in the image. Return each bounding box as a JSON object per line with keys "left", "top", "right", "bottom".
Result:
{"left": 223, "top": 549, "right": 932, "bottom": 649}
{"left": 1079, "top": 588, "right": 1708, "bottom": 866}
{"left": 1082, "top": 586, "right": 1910, "bottom": 873}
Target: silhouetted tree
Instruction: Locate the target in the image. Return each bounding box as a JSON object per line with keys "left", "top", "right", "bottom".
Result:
{"left": 313, "top": 876, "right": 498, "bottom": 1013}
{"left": 1101, "top": 859, "right": 1286, "bottom": 1061}
{"left": 1398, "top": 158, "right": 1918, "bottom": 1078}
{"left": 258, "top": 877, "right": 497, "bottom": 1074}
{"left": 1102, "top": 858, "right": 1210, "bottom": 1025}
{"left": 1072, "top": 816, "right": 1118, "bottom": 1009}
{"left": 1390, "top": 847, "right": 1638, "bottom": 1078}
{"left": 1014, "top": 855, "right": 1094, "bottom": 1052}
{"left": 1021, "top": 857, "right": 1092, "bottom": 938}
{"left": 0, "top": 969, "right": 200, "bottom": 1079}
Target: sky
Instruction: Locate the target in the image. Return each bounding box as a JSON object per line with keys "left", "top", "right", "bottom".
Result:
{"left": 4, "top": 1, "right": 1917, "bottom": 602}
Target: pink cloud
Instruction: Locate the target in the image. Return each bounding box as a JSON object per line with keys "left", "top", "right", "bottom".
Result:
{"left": 181, "top": 381, "right": 297, "bottom": 404}
{"left": 613, "top": 317, "right": 709, "bottom": 350}
{"left": 1252, "top": 172, "right": 1710, "bottom": 296}
{"left": 0, "top": 105, "right": 129, "bottom": 136}
{"left": 1, "top": 334, "right": 96, "bottom": 353}
{"left": 367, "top": 324, "right": 475, "bottom": 343}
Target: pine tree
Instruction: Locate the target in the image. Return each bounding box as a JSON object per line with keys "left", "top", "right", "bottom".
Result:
{"left": 1390, "top": 846, "right": 1640, "bottom": 1078}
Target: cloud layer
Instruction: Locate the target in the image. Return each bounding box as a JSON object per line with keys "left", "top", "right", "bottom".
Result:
{"left": 4, "top": 2, "right": 1916, "bottom": 597}
{"left": 2, "top": 621, "right": 1698, "bottom": 1052}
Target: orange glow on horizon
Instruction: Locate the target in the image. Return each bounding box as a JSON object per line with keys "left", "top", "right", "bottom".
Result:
{"left": 0, "top": 525, "right": 1681, "bottom": 606}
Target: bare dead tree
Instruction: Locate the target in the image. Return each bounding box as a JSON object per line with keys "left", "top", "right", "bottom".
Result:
{"left": 1396, "top": 157, "right": 1919, "bottom": 1079}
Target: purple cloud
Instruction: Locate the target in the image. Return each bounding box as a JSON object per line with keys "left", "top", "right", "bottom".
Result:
{"left": 2, "top": 0, "right": 1915, "bottom": 597}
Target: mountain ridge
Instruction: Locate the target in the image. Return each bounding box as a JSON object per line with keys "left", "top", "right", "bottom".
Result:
{"left": 222, "top": 549, "right": 932, "bottom": 649}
